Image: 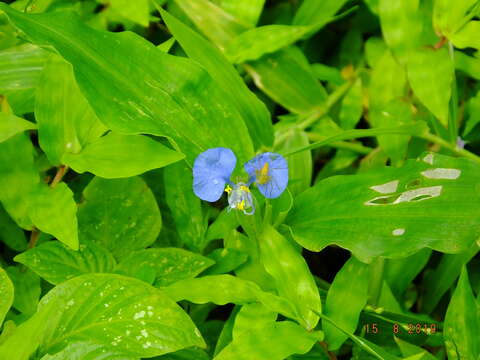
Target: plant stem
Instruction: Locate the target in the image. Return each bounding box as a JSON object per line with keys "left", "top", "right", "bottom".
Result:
{"left": 281, "top": 123, "right": 480, "bottom": 164}
{"left": 306, "top": 133, "right": 372, "bottom": 154}
{"left": 28, "top": 229, "right": 40, "bottom": 249}
{"left": 448, "top": 41, "right": 458, "bottom": 144}
{"left": 368, "top": 257, "right": 385, "bottom": 307}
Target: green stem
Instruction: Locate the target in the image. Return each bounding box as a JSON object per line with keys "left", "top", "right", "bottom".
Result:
{"left": 281, "top": 123, "right": 480, "bottom": 164}
{"left": 307, "top": 133, "right": 372, "bottom": 154}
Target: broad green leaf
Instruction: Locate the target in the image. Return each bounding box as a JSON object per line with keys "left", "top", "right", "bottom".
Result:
{"left": 463, "top": 91, "right": 480, "bottom": 136}
{"left": 15, "top": 240, "right": 116, "bottom": 285}
{"left": 163, "top": 161, "right": 206, "bottom": 251}
{"left": 28, "top": 183, "right": 78, "bottom": 250}
{"left": 245, "top": 48, "right": 328, "bottom": 114}
{"left": 406, "top": 47, "right": 453, "bottom": 126}
{"left": 450, "top": 20, "right": 480, "bottom": 50}
{"left": 78, "top": 176, "right": 161, "bottom": 259}
{"left": 311, "top": 63, "right": 344, "bottom": 85}
{"left": 214, "top": 321, "right": 322, "bottom": 360}
{"left": 163, "top": 274, "right": 298, "bottom": 321}
{"left": 39, "top": 341, "right": 138, "bottom": 360}
{"left": 160, "top": 9, "right": 273, "bottom": 149}
{"left": 286, "top": 153, "right": 480, "bottom": 262}
{"left": 63, "top": 132, "right": 184, "bottom": 179}
{"left": 173, "top": 0, "right": 247, "bottom": 47}
{"left": 455, "top": 51, "right": 480, "bottom": 80}
{"left": 214, "top": 0, "right": 265, "bottom": 26}
{"left": 258, "top": 225, "right": 320, "bottom": 330}
{"left": 395, "top": 337, "right": 437, "bottom": 360}
{"left": 6, "top": 266, "right": 40, "bottom": 315}
{"left": 0, "top": 5, "right": 254, "bottom": 165}
{"left": 100, "top": 0, "right": 150, "bottom": 26}
{"left": 204, "top": 248, "right": 248, "bottom": 275}
{"left": 1, "top": 274, "right": 205, "bottom": 359}
{"left": 340, "top": 78, "right": 363, "bottom": 130}
{"left": 421, "top": 242, "right": 478, "bottom": 313}
{"left": 385, "top": 248, "right": 431, "bottom": 296}
{"left": 379, "top": 0, "right": 423, "bottom": 60}
{"left": 293, "top": 0, "right": 350, "bottom": 33}
{"left": 276, "top": 128, "right": 312, "bottom": 196}
{"left": 323, "top": 256, "right": 370, "bottom": 350}
{"left": 116, "top": 248, "right": 214, "bottom": 287}
{"left": 0, "top": 133, "right": 39, "bottom": 229}
{"left": 444, "top": 267, "right": 480, "bottom": 359}
{"left": 0, "top": 267, "right": 13, "bottom": 325}
{"left": 0, "top": 43, "right": 47, "bottom": 114}
{"left": 433, "top": 0, "right": 477, "bottom": 36}
{"left": 159, "top": 348, "right": 210, "bottom": 360}
{"left": 35, "top": 55, "right": 106, "bottom": 165}
{"left": 224, "top": 25, "right": 308, "bottom": 63}
{"left": 0, "top": 112, "right": 36, "bottom": 143}
{"left": 0, "top": 204, "right": 27, "bottom": 251}
{"left": 232, "top": 303, "right": 276, "bottom": 338}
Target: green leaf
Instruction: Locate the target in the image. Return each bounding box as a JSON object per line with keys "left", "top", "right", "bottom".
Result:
{"left": 14, "top": 240, "right": 116, "bottom": 285}
{"left": 433, "top": 0, "right": 477, "bottom": 37}
{"left": 340, "top": 78, "right": 363, "bottom": 130}
{"left": 323, "top": 256, "right": 370, "bottom": 350}
{"left": 406, "top": 47, "right": 454, "bottom": 126}
{"left": 115, "top": 248, "right": 214, "bottom": 287}
{"left": 0, "top": 5, "right": 254, "bottom": 165}
{"left": 173, "top": 0, "right": 247, "bottom": 47}
{"left": 245, "top": 48, "right": 328, "bottom": 114}
{"left": 160, "top": 9, "right": 273, "bottom": 149}
{"left": 163, "top": 274, "right": 298, "bottom": 321}
{"left": 395, "top": 337, "right": 437, "bottom": 360}
{"left": 0, "top": 267, "right": 13, "bottom": 326}
{"left": 28, "top": 183, "right": 78, "bottom": 250}
{"left": 6, "top": 266, "right": 40, "bottom": 315}
{"left": 232, "top": 303, "right": 276, "bottom": 338}
{"left": 0, "top": 204, "right": 27, "bottom": 251}
{"left": 276, "top": 128, "right": 312, "bottom": 196}
{"left": 213, "top": 321, "right": 322, "bottom": 360}
{"left": 444, "top": 267, "right": 480, "bottom": 359}
{"left": 39, "top": 341, "right": 138, "bottom": 360}
{"left": 450, "top": 20, "right": 480, "bottom": 50}
{"left": 0, "top": 112, "right": 36, "bottom": 143}
{"left": 258, "top": 225, "right": 320, "bottom": 330}
{"left": 214, "top": 0, "right": 265, "bottom": 26}
{"left": 286, "top": 153, "right": 480, "bottom": 262}
{"left": 1, "top": 274, "right": 205, "bottom": 359}
{"left": 100, "top": 0, "right": 150, "bottom": 27}
{"left": 203, "top": 248, "right": 248, "bottom": 275}
{"left": 0, "top": 133, "right": 39, "bottom": 229}
{"left": 35, "top": 55, "right": 106, "bottom": 165}
{"left": 0, "top": 43, "right": 47, "bottom": 114}
{"left": 292, "top": 0, "right": 350, "bottom": 33}
{"left": 77, "top": 176, "right": 161, "bottom": 259}
{"left": 163, "top": 161, "right": 206, "bottom": 251}
{"left": 224, "top": 25, "right": 308, "bottom": 63}
{"left": 63, "top": 132, "right": 184, "bottom": 178}
{"left": 455, "top": 51, "right": 480, "bottom": 80}
{"left": 421, "top": 243, "right": 478, "bottom": 313}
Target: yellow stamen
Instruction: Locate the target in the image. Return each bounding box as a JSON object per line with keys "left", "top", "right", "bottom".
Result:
{"left": 240, "top": 185, "right": 250, "bottom": 192}
{"left": 237, "top": 200, "right": 245, "bottom": 211}
{"left": 225, "top": 184, "right": 232, "bottom": 193}
{"left": 256, "top": 162, "right": 270, "bottom": 185}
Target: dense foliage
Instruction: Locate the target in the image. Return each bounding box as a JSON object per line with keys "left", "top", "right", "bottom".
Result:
{"left": 0, "top": 0, "right": 479, "bottom": 359}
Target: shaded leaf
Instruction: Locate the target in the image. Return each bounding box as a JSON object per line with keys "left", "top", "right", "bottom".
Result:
{"left": 6, "top": 266, "right": 40, "bottom": 315}
{"left": 0, "top": 267, "right": 13, "bottom": 326}
{"left": 0, "top": 112, "right": 36, "bottom": 143}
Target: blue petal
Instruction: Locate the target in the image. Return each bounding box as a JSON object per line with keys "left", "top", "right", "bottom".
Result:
{"left": 193, "top": 147, "right": 236, "bottom": 202}
{"left": 244, "top": 152, "right": 288, "bottom": 199}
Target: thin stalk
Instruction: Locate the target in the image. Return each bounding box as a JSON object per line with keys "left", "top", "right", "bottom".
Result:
{"left": 281, "top": 123, "right": 480, "bottom": 164}
{"left": 448, "top": 41, "right": 458, "bottom": 144}
{"left": 307, "top": 132, "right": 372, "bottom": 155}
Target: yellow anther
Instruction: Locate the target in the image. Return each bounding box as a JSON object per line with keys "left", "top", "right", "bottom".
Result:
{"left": 256, "top": 162, "right": 270, "bottom": 185}
{"left": 240, "top": 185, "right": 250, "bottom": 192}
{"left": 237, "top": 200, "right": 245, "bottom": 211}
{"left": 225, "top": 184, "right": 232, "bottom": 193}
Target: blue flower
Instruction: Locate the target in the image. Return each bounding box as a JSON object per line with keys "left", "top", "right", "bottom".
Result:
{"left": 193, "top": 147, "right": 236, "bottom": 202}
{"left": 244, "top": 152, "right": 288, "bottom": 199}
{"left": 192, "top": 148, "right": 289, "bottom": 214}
